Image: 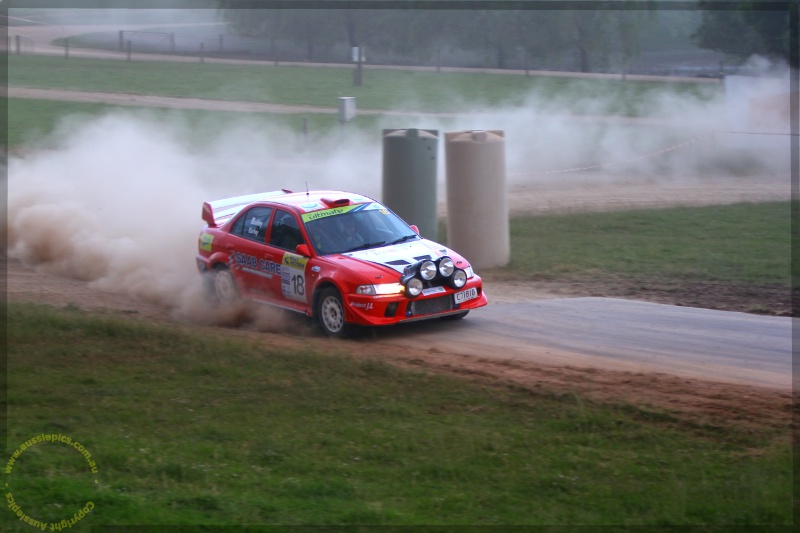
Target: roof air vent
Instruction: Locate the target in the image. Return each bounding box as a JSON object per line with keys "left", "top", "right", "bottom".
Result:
{"left": 321, "top": 197, "right": 351, "bottom": 207}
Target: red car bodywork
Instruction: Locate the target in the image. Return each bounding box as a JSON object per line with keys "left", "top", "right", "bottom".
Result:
{"left": 196, "top": 190, "right": 488, "bottom": 332}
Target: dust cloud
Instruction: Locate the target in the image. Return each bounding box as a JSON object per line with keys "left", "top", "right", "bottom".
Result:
{"left": 5, "top": 111, "right": 317, "bottom": 331}
{"left": 5, "top": 58, "right": 793, "bottom": 328}
{"left": 422, "top": 63, "right": 790, "bottom": 188}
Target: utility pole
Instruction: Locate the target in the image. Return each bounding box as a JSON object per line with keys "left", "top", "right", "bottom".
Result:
{"left": 352, "top": 46, "right": 364, "bottom": 87}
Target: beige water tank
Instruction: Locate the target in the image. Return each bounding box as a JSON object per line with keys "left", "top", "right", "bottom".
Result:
{"left": 444, "top": 130, "right": 509, "bottom": 269}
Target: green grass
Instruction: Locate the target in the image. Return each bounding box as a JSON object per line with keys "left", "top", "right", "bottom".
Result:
{"left": 8, "top": 55, "right": 719, "bottom": 114}
{"left": 493, "top": 202, "right": 791, "bottom": 287}
{"left": 6, "top": 99, "right": 120, "bottom": 148}
{"left": 5, "top": 303, "right": 792, "bottom": 526}
{"left": 5, "top": 53, "right": 718, "bottom": 151}
{"left": 5, "top": 98, "right": 377, "bottom": 149}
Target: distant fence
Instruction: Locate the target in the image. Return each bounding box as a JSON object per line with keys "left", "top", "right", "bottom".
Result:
{"left": 4, "top": 32, "right": 237, "bottom": 63}
{"left": 118, "top": 31, "right": 175, "bottom": 54}
{"left": 4, "top": 32, "right": 724, "bottom": 86}
{"left": 4, "top": 35, "right": 36, "bottom": 55}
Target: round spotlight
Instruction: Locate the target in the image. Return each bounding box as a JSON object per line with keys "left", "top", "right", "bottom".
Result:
{"left": 419, "top": 260, "right": 437, "bottom": 281}
{"left": 438, "top": 256, "right": 455, "bottom": 277}
{"left": 451, "top": 269, "right": 467, "bottom": 289}
{"left": 406, "top": 277, "right": 423, "bottom": 297}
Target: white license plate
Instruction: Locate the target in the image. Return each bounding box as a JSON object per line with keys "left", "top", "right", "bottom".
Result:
{"left": 454, "top": 287, "right": 478, "bottom": 305}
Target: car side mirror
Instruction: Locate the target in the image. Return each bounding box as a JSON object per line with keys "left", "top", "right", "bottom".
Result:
{"left": 295, "top": 243, "right": 311, "bottom": 257}
{"left": 410, "top": 225, "right": 420, "bottom": 235}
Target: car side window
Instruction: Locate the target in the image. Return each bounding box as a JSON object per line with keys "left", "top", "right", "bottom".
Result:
{"left": 269, "top": 209, "right": 305, "bottom": 251}
{"left": 232, "top": 206, "right": 273, "bottom": 243}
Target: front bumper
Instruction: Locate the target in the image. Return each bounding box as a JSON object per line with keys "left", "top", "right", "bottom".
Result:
{"left": 341, "top": 277, "right": 488, "bottom": 327}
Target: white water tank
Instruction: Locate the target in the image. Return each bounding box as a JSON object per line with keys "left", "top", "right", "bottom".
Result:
{"left": 382, "top": 128, "right": 439, "bottom": 240}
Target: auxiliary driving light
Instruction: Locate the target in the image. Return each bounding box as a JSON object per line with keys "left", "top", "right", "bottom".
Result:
{"left": 400, "top": 257, "right": 470, "bottom": 298}
{"left": 405, "top": 277, "right": 423, "bottom": 297}
{"left": 419, "top": 260, "right": 437, "bottom": 281}
{"left": 450, "top": 269, "right": 468, "bottom": 289}
{"left": 438, "top": 256, "right": 455, "bottom": 277}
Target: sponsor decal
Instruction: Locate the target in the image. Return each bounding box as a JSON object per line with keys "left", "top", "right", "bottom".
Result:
{"left": 350, "top": 301, "right": 374, "bottom": 311}
{"left": 242, "top": 267, "right": 274, "bottom": 279}
{"left": 282, "top": 253, "right": 309, "bottom": 271}
{"left": 301, "top": 204, "right": 361, "bottom": 223}
{"left": 199, "top": 233, "right": 214, "bottom": 252}
{"left": 281, "top": 253, "right": 309, "bottom": 302}
{"left": 231, "top": 251, "right": 282, "bottom": 278}
{"left": 422, "top": 286, "right": 447, "bottom": 296}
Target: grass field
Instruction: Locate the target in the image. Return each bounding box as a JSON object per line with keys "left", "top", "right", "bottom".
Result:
{"left": 5, "top": 98, "right": 361, "bottom": 149}
{"left": 8, "top": 55, "right": 719, "bottom": 114}
{"left": 7, "top": 54, "right": 719, "bottom": 151}
{"left": 501, "top": 202, "right": 791, "bottom": 286}
{"left": 5, "top": 303, "right": 791, "bottom": 527}
{"left": 5, "top": 52, "right": 792, "bottom": 527}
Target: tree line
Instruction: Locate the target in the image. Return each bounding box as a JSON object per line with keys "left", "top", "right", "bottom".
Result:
{"left": 216, "top": 2, "right": 794, "bottom": 72}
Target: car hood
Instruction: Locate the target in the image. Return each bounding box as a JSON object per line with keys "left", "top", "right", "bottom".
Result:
{"left": 343, "top": 239, "right": 453, "bottom": 274}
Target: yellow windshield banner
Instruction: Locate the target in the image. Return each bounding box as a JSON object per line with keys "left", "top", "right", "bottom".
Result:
{"left": 301, "top": 204, "right": 360, "bottom": 223}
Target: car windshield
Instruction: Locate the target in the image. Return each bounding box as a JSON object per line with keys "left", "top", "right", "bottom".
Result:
{"left": 303, "top": 202, "right": 419, "bottom": 255}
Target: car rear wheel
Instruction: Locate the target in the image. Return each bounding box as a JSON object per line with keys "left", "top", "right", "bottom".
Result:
{"left": 213, "top": 266, "right": 238, "bottom": 305}
{"left": 317, "top": 287, "right": 351, "bottom": 337}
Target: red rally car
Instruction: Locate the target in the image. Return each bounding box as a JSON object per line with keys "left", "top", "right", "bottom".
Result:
{"left": 196, "top": 189, "right": 488, "bottom": 336}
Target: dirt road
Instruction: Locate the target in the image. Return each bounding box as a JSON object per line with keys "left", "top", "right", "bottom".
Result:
{"left": 6, "top": 255, "right": 794, "bottom": 433}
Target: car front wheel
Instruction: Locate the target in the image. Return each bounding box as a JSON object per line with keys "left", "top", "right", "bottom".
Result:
{"left": 213, "top": 266, "right": 239, "bottom": 305}
{"left": 317, "top": 287, "right": 351, "bottom": 337}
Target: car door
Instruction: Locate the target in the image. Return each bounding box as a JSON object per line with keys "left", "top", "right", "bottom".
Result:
{"left": 225, "top": 206, "right": 275, "bottom": 301}
{"left": 266, "top": 209, "right": 311, "bottom": 309}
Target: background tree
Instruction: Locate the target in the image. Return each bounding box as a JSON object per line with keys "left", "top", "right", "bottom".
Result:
{"left": 290, "top": 9, "right": 338, "bottom": 62}
{"left": 366, "top": 10, "right": 459, "bottom": 67}
{"left": 571, "top": 9, "right": 615, "bottom": 72}
{"left": 214, "top": 2, "right": 663, "bottom": 73}
{"left": 506, "top": 9, "right": 574, "bottom": 73}
{"left": 474, "top": 10, "right": 521, "bottom": 69}
{"left": 692, "top": 1, "right": 793, "bottom": 66}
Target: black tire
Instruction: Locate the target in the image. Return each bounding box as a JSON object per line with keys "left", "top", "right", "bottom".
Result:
{"left": 316, "top": 287, "right": 351, "bottom": 337}
{"left": 441, "top": 310, "right": 469, "bottom": 321}
{"left": 212, "top": 266, "right": 239, "bottom": 305}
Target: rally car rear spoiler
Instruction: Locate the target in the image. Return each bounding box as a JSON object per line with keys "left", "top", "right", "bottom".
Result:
{"left": 202, "top": 189, "right": 292, "bottom": 227}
